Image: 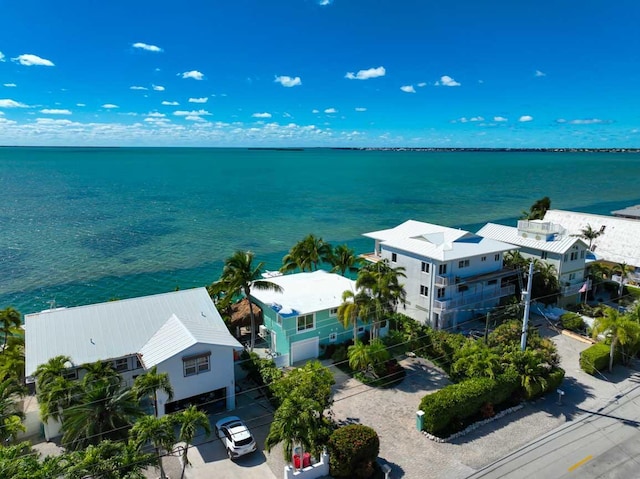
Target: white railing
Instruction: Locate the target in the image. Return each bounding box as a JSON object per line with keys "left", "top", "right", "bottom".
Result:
{"left": 434, "top": 285, "right": 516, "bottom": 310}
{"left": 517, "top": 220, "right": 566, "bottom": 236}
{"left": 434, "top": 275, "right": 451, "bottom": 286}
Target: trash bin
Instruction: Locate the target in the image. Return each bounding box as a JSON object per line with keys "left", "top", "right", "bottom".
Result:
{"left": 302, "top": 452, "right": 311, "bottom": 467}
{"left": 293, "top": 455, "right": 301, "bottom": 469}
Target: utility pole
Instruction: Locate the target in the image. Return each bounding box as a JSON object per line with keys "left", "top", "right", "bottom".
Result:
{"left": 520, "top": 260, "right": 535, "bottom": 351}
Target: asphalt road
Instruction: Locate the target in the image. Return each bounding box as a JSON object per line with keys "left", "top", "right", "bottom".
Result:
{"left": 466, "top": 374, "right": 640, "bottom": 479}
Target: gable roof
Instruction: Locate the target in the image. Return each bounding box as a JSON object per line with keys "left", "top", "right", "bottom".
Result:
{"left": 543, "top": 209, "right": 640, "bottom": 267}
{"left": 250, "top": 270, "right": 356, "bottom": 316}
{"left": 25, "top": 288, "right": 240, "bottom": 377}
{"left": 363, "top": 219, "right": 516, "bottom": 261}
{"left": 477, "top": 223, "right": 587, "bottom": 254}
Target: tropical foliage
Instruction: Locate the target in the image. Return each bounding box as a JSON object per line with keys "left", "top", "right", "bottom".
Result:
{"left": 591, "top": 306, "right": 640, "bottom": 371}
{"left": 130, "top": 415, "right": 176, "bottom": 479}
{"left": 327, "top": 424, "right": 380, "bottom": 478}
{"left": 337, "top": 289, "right": 372, "bottom": 342}
{"left": 575, "top": 223, "right": 603, "bottom": 251}
{"left": 0, "top": 377, "right": 26, "bottom": 444}
{"left": 132, "top": 365, "right": 174, "bottom": 417}
{"left": 174, "top": 405, "right": 211, "bottom": 479}
{"left": 328, "top": 243, "right": 362, "bottom": 276}
{"left": 212, "top": 250, "right": 283, "bottom": 350}
{"left": 521, "top": 196, "right": 551, "bottom": 220}
{"left": 280, "top": 234, "right": 333, "bottom": 273}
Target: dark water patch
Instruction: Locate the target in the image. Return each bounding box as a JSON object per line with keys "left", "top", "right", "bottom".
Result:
{"left": 388, "top": 197, "right": 443, "bottom": 206}
{"left": 0, "top": 248, "right": 30, "bottom": 280}
{"left": 80, "top": 219, "right": 180, "bottom": 257}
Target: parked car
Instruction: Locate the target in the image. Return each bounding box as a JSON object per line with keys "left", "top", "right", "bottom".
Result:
{"left": 215, "top": 416, "right": 257, "bottom": 459}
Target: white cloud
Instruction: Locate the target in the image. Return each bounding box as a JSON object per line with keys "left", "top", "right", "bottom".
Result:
{"left": 535, "top": 70, "right": 546, "bottom": 77}
{"left": 173, "top": 109, "right": 212, "bottom": 117}
{"left": 252, "top": 112, "right": 272, "bottom": 118}
{"left": 435, "top": 75, "right": 461, "bottom": 87}
{"left": 181, "top": 70, "right": 204, "bottom": 80}
{"left": 417, "top": 82, "right": 427, "bottom": 87}
{"left": 0, "top": 52, "right": 4, "bottom": 62}
{"left": 493, "top": 116, "right": 508, "bottom": 122}
{"left": 0, "top": 99, "right": 29, "bottom": 108}
{"left": 0, "top": 111, "right": 4, "bottom": 115}
{"left": 145, "top": 112, "right": 166, "bottom": 118}
{"left": 324, "top": 108, "right": 337, "bottom": 114}
{"left": 3, "top": 83, "right": 17, "bottom": 87}
{"left": 132, "top": 42, "right": 163, "bottom": 53}
{"left": 319, "top": 0, "right": 332, "bottom": 5}
{"left": 12, "top": 54, "right": 55, "bottom": 67}
{"left": 185, "top": 115, "right": 206, "bottom": 122}
{"left": 400, "top": 85, "right": 416, "bottom": 93}
{"left": 130, "top": 86, "right": 148, "bottom": 90}
{"left": 40, "top": 109, "right": 72, "bottom": 115}
{"left": 470, "top": 116, "right": 484, "bottom": 122}
{"left": 519, "top": 115, "right": 533, "bottom": 122}
{"left": 311, "top": 109, "right": 319, "bottom": 114}
{"left": 355, "top": 107, "right": 367, "bottom": 112}
{"left": 152, "top": 85, "right": 165, "bottom": 91}
{"left": 274, "top": 75, "right": 302, "bottom": 87}
{"left": 188, "top": 97, "right": 208, "bottom": 103}
{"left": 345, "top": 66, "right": 386, "bottom": 80}
{"left": 565, "top": 118, "right": 610, "bottom": 125}
{"left": 102, "top": 104, "right": 119, "bottom": 109}
{"left": 162, "top": 100, "right": 179, "bottom": 106}
{"left": 76, "top": 103, "right": 86, "bottom": 107}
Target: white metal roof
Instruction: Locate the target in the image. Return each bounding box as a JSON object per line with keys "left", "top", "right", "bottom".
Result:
{"left": 363, "top": 219, "right": 516, "bottom": 261}
{"left": 477, "top": 223, "right": 586, "bottom": 254}
{"left": 250, "top": 270, "right": 356, "bottom": 316}
{"left": 544, "top": 210, "right": 640, "bottom": 267}
{"left": 25, "top": 287, "right": 240, "bottom": 376}
{"left": 612, "top": 204, "right": 640, "bottom": 219}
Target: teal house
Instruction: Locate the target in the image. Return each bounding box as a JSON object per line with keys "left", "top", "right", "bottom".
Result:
{"left": 250, "top": 270, "right": 385, "bottom": 366}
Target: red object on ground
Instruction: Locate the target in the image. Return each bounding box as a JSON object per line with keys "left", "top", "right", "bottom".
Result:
{"left": 303, "top": 452, "right": 311, "bottom": 467}
{"left": 293, "top": 455, "right": 301, "bottom": 469}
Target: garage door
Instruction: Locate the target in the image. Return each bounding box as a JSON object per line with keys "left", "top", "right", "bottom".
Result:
{"left": 291, "top": 337, "right": 319, "bottom": 364}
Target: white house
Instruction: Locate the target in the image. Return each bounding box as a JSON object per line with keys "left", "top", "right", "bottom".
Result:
{"left": 477, "top": 220, "right": 589, "bottom": 307}
{"left": 362, "top": 220, "right": 518, "bottom": 330}
{"left": 251, "top": 270, "right": 386, "bottom": 366}
{"left": 25, "top": 288, "right": 242, "bottom": 439}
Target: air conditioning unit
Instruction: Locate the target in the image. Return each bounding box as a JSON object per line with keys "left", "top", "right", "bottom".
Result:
{"left": 258, "top": 325, "right": 268, "bottom": 339}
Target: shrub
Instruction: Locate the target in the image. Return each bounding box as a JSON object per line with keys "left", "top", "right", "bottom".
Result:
{"left": 328, "top": 425, "right": 380, "bottom": 478}
{"left": 331, "top": 344, "right": 348, "bottom": 364}
{"left": 418, "top": 373, "right": 519, "bottom": 437}
{"left": 560, "top": 312, "right": 585, "bottom": 333}
{"left": 580, "top": 342, "right": 621, "bottom": 375}
{"left": 523, "top": 367, "right": 565, "bottom": 400}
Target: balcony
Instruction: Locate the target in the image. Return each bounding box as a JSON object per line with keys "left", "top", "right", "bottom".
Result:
{"left": 360, "top": 252, "right": 383, "bottom": 263}
{"left": 434, "top": 275, "right": 452, "bottom": 287}
{"left": 562, "top": 280, "right": 591, "bottom": 296}
{"left": 434, "top": 285, "right": 516, "bottom": 310}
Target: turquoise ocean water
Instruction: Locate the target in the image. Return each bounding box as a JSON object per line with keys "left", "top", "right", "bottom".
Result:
{"left": 2, "top": 147, "right": 640, "bottom": 315}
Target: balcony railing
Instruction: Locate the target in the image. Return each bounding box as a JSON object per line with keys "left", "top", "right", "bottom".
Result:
{"left": 434, "top": 275, "right": 451, "bottom": 287}
{"left": 562, "top": 280, "right": 591, "bottom": 296}
{"left": 434, "top": 285, "right": 516, "bottom": 310}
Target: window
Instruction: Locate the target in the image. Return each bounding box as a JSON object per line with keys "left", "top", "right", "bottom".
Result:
{"left": 569, "top": 273, "right": 576, "bottom": 281}
{"left": 570, "top": 251, "right": 578, "bottom": 261}
{"left": 183, "top": 354, "right": 210, "bottom": 377}
{"left": 329, "top": 308, "right": 338, "bottom": 317}
{"left": 113, "top": 358, "right": 129, "bottom": 372}
{"left": 457, "top": 284, "right": 469, "bottom": 293}
{"left": 481, "top": 256, "right": 487, "bottom": 262}
{"left": 420, "top": 285, "right": 429, "bottom": 297}
{"left": 494, "top": 254, "right": 500, "bottom": 261}
{"left": 541, "top": 251, "right": 548, "bottom": 260}
{"left": 487, "top": 279, "right": 498, "bottom": 286}
{"left": 421, "top": 262, "right": 430, "bottom": 273}
{"left": 391, "top": 253, "right": 397, "bottom": 263}
{"left": 458, "top": 259, "right": 470, "bottom": 268}
{"left": 439, "top": 264, "right": 447, "bottom": 275}
{"left": 580, "top": 250, "right": 585, "bottom": 259}
{"left": 329, "top": 332, "right": 337, "bottom": 342}
{"left": 277, "top": 314, "right": 282, "bottom": 325}
{"left": 296, "top": 314, "right": 314, "bottom": 332}
{"left": 62, "top": 369, "right": 78, "bottom": 381}
{"left": 437, "top": 288, "right": 445, "bottom": 299}
{"left": 357, "top": 326, "right": 365, "bottom": 334}
{"left": 134, "top": 357, "right": 143, "bottom": 369}
{"left": 564, "top": 254, "right": 568, "bottom": 262}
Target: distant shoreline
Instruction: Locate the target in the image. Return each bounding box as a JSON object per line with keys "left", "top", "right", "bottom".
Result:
{"left": 1, "top": 146, "right": 639, "bottom": 152}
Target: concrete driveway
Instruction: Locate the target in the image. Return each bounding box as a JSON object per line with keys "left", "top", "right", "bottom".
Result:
{"left": 183, "top": 385, "right": 277, "bottom": 479}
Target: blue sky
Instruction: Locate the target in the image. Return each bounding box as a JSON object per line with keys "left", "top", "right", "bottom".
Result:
{"left": 0, "top": 0, "right": 638, "bottom": 147}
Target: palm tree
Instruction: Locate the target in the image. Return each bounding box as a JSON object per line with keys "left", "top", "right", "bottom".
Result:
{"left": 0, "top": 377, "right": 27, "bottom": 444}
{"left": 521, "top": 196, "right": 551, "bottom": 220}
{"left": 592, "top": 307, "right": 640, "bottom": 372}
{"left": 265, "top": 395, "right": 320, "bottom": 462}
{"left": 130, "top": 415, "right": 176, "bottom": 479}
{"left": 61, "top": 375, "right": 144, "bottom": 450}
{"left": 81, "top": 360, "right": 119, "bottom": 385}
{"left": 217, "top": 250, "right": 283, "bottom": 351}
{"left": 452, "top": 342, "right": 502, "bottom": 380}
{"left": 0, "top": 307, "right": 21, "bottom": 353}
{"left": 132, "top": 366, "right": 174, "bottom": 417}
{"left": 614, "top": 262, "right": 634, "bottom": 299}
{"left": 337, "top": 289, "right": 373, "bottom": 342}
{"left": 574, "top": 224, "right": 603, "bottom": 251}
{"left": 329, "top": 244, "right": 362, "bottom": 276}
{"left": 34, "top": 355, "right": 79, "bottom": 423}
{"left": 67, "top": 439, "right": 154, "bottom": 479}
{"left": 174, "top": 405, "right": 211, "bottom": 479}
{"left": 281, "top": 234, "right": 333, "bottom": 273}
{"left": 0, "top": 330, "right": 25, "bottom": 382}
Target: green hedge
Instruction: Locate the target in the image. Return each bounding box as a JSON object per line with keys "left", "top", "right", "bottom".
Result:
{"left": 523, "top": 367, "right": 565, "bottom": 400}
{"left": 559, "top": 313, "right": 585, "bottom": 333}
{"left": 580, "top": 342, "right": 621, "bottom": 375}
{"left": 418, "top": 372, "right": 519, "bottom": 436}
{"left": 328, "top": 425, "right": 380, "bottom": 478}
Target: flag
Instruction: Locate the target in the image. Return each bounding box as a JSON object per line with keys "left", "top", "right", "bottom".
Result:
{"left": 579, "top": 282, "right": 588, "bottom": 293}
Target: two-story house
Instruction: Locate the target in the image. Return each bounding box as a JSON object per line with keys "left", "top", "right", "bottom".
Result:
{"left": 250, "top": 270, "right": 385, "bottom": 366}
{"left": 477, "top": 220, "right": 589, "bottom": 307}
{"left": 362, "top": 220, "right": 518, "bottom": 330}
{"left": 25, "top": 288, "right": 242, "bottom": 440}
